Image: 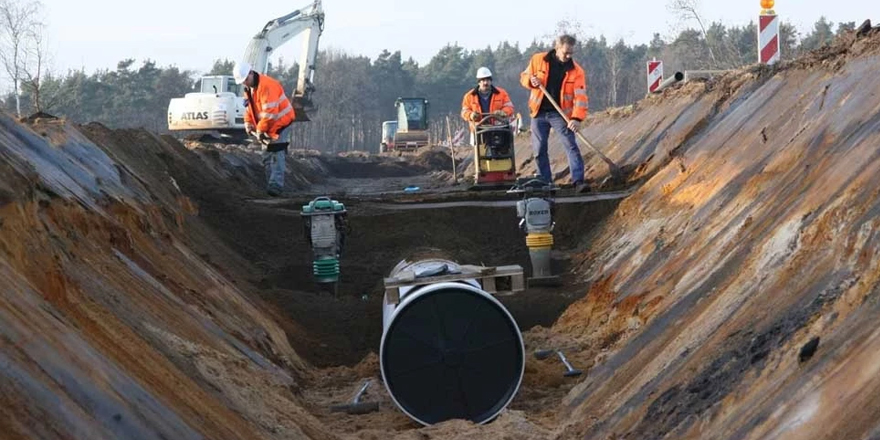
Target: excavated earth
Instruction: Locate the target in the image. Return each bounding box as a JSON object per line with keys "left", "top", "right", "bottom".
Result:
{"left": 2, "top": 27, "right": 880, "bottom": 439}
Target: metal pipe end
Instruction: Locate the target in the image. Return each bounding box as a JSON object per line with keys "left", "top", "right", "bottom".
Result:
{"left": 533, "top": 349, "right": 555, "bottom": 360}
{"left": 564, "top": 369, "right": 583, "bottom": 377}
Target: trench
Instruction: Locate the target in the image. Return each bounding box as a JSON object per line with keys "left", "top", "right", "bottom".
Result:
{"left": 174, "top": 164, "right": 626, "bottom": 434}
{"left": 195, "top": 190, "right": 622, "bottom": 369}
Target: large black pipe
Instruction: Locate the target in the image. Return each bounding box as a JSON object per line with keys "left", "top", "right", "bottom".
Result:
{"left": 380, "top": 259, "right": 524, "bottom": 425}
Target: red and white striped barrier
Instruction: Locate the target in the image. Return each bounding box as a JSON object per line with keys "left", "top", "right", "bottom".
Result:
{"left": 758, "top": 10, "right": 780, "bottom": 64}
{"left": 647, "top": 59, "right": 663, "bottom": 93}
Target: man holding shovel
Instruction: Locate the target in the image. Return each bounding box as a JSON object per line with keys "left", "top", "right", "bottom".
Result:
{"left": 520, "top": 34, "right": 589, "bottom": 192}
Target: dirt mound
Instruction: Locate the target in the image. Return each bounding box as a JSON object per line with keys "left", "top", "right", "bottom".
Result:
{"left": 0, "top": 114, "right": 335, "bottom": 439}
{"left": 543, "top": 25, "right": 880, "bottom": 440}
{"left": 411, "top": 148, "right": 455, "bottom": 172}
{"left": 319, "top": 155, "right": 422, "bottom": 178}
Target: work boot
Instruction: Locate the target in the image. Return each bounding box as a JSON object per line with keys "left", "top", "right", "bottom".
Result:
{"left": 575, "top": 182, "right": 591, "bottom": 193}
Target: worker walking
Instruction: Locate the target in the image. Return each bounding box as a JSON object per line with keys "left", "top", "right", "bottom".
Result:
{"left": 520, "top": 34, "right": 589, "bottom": 191}
{"left": 461, "top": 67, "right": 515, "bottom": 145}
{"left": 234, "top": 60, "right": 296, "bottom": 197}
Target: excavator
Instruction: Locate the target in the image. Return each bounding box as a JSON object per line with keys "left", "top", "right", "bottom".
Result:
{"left": 166, "top": 0, "right": 324, "bottom": 139}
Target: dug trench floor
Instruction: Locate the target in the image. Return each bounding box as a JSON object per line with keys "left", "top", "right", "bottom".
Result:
{"left": 189, "top": 180, "right": 623, "bottom": 435}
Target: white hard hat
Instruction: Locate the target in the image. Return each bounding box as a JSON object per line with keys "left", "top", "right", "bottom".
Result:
{"left": 233, "top": 61, "right": 252, "bottom": 84}
{"left": 476, "top": 67, "right": 492, "bottom": 80}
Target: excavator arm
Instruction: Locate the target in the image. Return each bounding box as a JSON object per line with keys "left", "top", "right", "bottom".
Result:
{"left": 241, "top": 0, "right": 324, "bottom": 121}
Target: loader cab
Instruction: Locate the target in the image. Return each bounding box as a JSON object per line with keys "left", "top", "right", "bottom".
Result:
{"left": 380, "top": 120, "right": 398, "bottom": 153}
{"left": 395, "top": 97, "right": 428, "bottom": 132}
{"left": 198, "top": 75, "right": 242, "bottom": 96}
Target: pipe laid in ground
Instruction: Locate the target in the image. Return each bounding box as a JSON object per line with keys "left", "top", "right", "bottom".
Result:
{"left": 380, "top": 259, "right": 524, "bottom": 425}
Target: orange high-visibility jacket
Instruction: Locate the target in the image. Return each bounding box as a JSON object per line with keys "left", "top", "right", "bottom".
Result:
{"left": 520, "top": 51, "right": 588, "bottom": 121}
{"left": 244, "top": 73, "right": 296, "bottom": 140}
{"left": 460, "top": 85, "right": 515, "bottom": 126}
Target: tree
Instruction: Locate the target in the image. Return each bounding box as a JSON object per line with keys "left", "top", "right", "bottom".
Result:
{"left": 208, "top": 58, "right": 236, "bottom": 76}
{"left": 19, "top": 21, "right": 55, "bottom": 112}
{"left": 606, "top": 39, "right": 627, "bottom": 106}
{"left": 648, "top": 33, "right": 667, "bottom": 58}
{"left": 836, "top": 21, "right": 856, "bottom": 36}
{"left": 779, "top": 22, "right": 799, "bottom": 61}
{"left": 668, "top": 0, "right": 719, "bottom": 68}
{"left": 373, "top": 49, "right": 414, "bottom": 120}
{"left": 544, "top": 18, "right": 589, "bottom": 45}
{"left": 0, "top": 0, "right": 41, "bottom": 116}
{"left": 799, "top": 17, "right": 835, "bottom": 53}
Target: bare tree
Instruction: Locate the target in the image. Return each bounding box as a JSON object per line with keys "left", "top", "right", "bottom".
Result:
{"left": 606, "top": 39, "right": 627, "bottom": 106}
{"left": 20, "top": 21, "right": 56, "bottom": 112}
{"left": 667, "top": 0, "right": 719, "bottom": 68}
{"left": 0, "top": 0, "right": 41, "bottom": 117}
{"left": 544, "top": 18, "right": 590, "bottom": 45}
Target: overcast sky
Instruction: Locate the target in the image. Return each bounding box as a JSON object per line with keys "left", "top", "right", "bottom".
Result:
{"left": 26, "top": 0, "right": 877, "bottom": 82}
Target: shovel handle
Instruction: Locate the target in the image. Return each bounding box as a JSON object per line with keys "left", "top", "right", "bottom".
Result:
{"left": 536, "top": 83, "right": 575, "bottom": 126}
{"left": 535, "top": 83, "right": 621, "bottom": 175}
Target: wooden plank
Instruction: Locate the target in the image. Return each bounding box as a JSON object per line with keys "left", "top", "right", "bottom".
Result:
{"left": 494, "top": 265, "right": 522, "bottom": 275}
{"left": 459, "top": 264, "right": 492, "bottom": 274}
{"left": 384, "top": 271, "right": 473, "bottom": 288}
{"left": 383, "top": 265, "right": 525, "bottom": 297}
{"left": 385, "top": 287, "right": 400, "bottom": 304}
{"left": 482, "top": 276, "right": 496, "bottom": 294}
{"left": 398, "top": 270, "right": 415, "bottom": 283}
{"left": 510, "top": 273, "right": 525, "bottom": 292}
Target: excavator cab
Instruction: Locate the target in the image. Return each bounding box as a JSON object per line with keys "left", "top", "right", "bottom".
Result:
{"left": 393, "top": 97, "right": 430, "bottom": 151}
{"left": 472, "top": 113, "right": 516, "bottom": 189}
{"left": 198, "top": 76, "right": 242, "bottom": 95}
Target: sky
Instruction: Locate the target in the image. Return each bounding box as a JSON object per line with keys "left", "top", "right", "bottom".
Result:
{"left": 18, "top": 0, "right": 878, "bottom": 85}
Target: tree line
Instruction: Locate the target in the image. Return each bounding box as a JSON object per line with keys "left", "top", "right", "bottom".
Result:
{"left": 0, "top": 0, "right": 858, "bottom": 153}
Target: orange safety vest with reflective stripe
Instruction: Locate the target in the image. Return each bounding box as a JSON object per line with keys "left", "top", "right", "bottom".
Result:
{"left": 519, "top": 51, "right": 588, "bottom": 121}
{"left": 460, "top": 85, "right": 515, "bottom": 128}
{"left": 244, "top": 73, "right": 296, "bottom": 140}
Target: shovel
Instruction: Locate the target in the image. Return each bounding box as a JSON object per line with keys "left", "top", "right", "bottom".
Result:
{"left": 533, "top": 349, "right": 583, "bottom": 377}
{"left": 329, "top": 380, "right": 379, "bottom": 414}
{"left": 536, "top": 83, "right": 624, "bottom": 183}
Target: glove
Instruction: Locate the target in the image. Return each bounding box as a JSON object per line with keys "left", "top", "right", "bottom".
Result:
{"left": 245, "top": 123, "right": 256, "bottom": 136}
{"left": 256, "top": 131, "right": 271, "bottom": 145}
{"left": 470, "top": 111, "right": 480, "bottom": 122}
{"left": 493, "top": 110, "right": 508, "bottom": 118}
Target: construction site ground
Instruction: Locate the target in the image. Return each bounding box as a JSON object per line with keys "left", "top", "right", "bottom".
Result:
{"left": 3, "top": 27, "right": 880, "bottom": 440}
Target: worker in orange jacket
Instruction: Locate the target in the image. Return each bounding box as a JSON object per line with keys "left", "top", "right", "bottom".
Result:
{"left": 461, "top": 67, "right": 515, "bottom": 144}
{"left": 234, "top": 60, "right": 296, "bottom": 197}
{"left": 520, "top": 34, "right": 589, "bottom": 191}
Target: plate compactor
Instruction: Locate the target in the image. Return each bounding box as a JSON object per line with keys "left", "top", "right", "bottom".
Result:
{"left": 471, "top": 113, "right": 517, "bottom": 190}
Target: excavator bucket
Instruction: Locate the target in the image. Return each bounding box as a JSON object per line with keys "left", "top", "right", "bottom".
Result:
{"left": 291, "top": 97, "right": 312, "bottom": 122}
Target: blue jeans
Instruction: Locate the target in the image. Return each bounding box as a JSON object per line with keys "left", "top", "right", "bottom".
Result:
{"left": 263, "top": 150, "right": 285, "bottom": 191}
{"left": 530, "top": 110, "right": 585, "bottom": 184}
{"left": 263, "top": 123, "right": 293, "bottom": 192}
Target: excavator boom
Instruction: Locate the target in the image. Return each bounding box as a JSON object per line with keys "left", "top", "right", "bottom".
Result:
{"left": 167, "top": 0, "right": 324, "bottom": 132}
{"left": 241, "top": 0, "right": 324, "bottom": 121}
